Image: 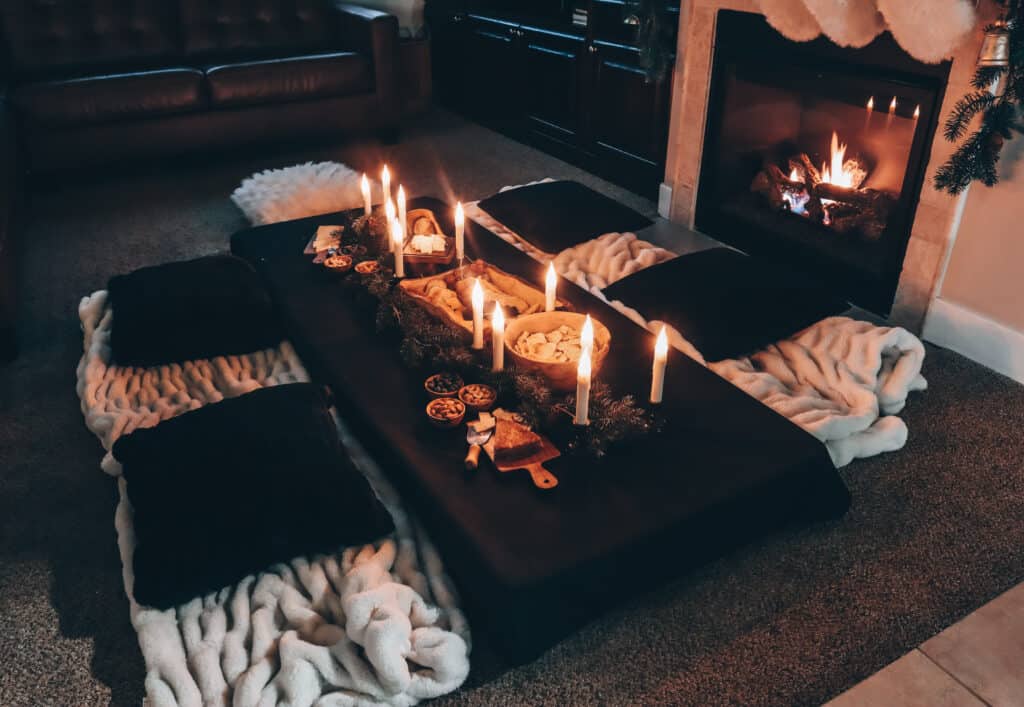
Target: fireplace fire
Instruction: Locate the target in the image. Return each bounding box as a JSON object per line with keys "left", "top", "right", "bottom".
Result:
{"left": 753, "top": 128, "right": 901, "bottom": 240}
{"left": 695, "top": 11, "right": 950, "bottom": 314}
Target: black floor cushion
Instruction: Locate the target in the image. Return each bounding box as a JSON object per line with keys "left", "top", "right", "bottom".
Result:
{"left": 107, "top": 254, "right": 283, "bottom": 367}
{"left": 477, "top": 180, "right": 653, "bottom": 253}
{"left": 602, "top": 248, "right": 850, "bottom": 361}
{"left": 112, "top": 383, "right": 394, "bottom": 609}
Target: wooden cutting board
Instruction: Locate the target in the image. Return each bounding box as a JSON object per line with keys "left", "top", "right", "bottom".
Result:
{"left": 485, "top": 435, "right": 560, "bottom": 489}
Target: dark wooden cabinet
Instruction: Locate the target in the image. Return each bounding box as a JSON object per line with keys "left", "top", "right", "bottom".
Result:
{"left": 427, "top": 1, "right": 678, "bottom": 198}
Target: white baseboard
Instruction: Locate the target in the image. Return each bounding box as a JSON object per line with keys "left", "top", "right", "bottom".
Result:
{"left": 658, "top": 182, "right": 673, "bottom": 219}
{"left": 922, "top": 297, "right": 1024, "bottom": 384}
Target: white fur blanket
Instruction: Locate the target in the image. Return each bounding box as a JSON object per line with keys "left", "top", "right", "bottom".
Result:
{"left": 470, "top": 193, "right": 926, "bottom": 468}
{"left": 76, "top": 291, "right": 470, "bottom": 707}
{"left": 232, "top": 162, "right": 376, "bottom": 227}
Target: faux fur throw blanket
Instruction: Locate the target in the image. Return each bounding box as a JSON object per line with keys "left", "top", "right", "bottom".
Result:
{"left": 77, "top": 291, "right": 470, "bottom": 706}
{"left": 232, "top": 162, "right": 378, "bottom": 227}
{"left": 470, "top": 190, "right": 926, "bottom": 468}
{"left": 756, "top": 0, "right": 977, "bottom": 64}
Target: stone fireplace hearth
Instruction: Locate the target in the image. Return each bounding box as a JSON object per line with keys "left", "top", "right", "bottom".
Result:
{"left": 663, "top": 0, "right": 1001, "bottom": 331}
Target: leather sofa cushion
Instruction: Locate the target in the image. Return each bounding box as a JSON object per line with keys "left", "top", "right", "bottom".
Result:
{"left": 179, "top": 0, "right": 336, "bottom": 61}
{"left": 205, "top": 52, "right": 372, "bottom": 107}
{"left": 11, "top": 69, "right": 205, "bottom": 127}
{"left": 0, "top": 0, "right": 181, "bottom": 78}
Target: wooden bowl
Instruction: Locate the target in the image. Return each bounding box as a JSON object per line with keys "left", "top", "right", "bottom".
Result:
{"left": 504, "top": 312, "right": 611, "bottom": 391}
{"left": 459, "top": 383, "right": 497, "bottom": 412}
{"left": 426, "top": 397, "right": 466, "bottom": 428}
{"left": 424, "top": 372, "right": 464, "bottom": 398}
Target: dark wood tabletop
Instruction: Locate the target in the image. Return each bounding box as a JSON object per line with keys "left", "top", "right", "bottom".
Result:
{"left": 232, "top": 196, "right": 850, "bottom": 662}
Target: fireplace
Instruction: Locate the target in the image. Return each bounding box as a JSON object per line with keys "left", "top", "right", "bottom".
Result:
{"left": 694, "top": 11, "right": 951, "bottom": 314}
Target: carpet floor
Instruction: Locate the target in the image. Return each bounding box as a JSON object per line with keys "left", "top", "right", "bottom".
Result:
{"left": 1, "top": 109, "right": 1022, "bottom": 707}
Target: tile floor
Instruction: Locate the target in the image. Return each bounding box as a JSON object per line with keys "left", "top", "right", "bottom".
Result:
{"left": 828, "top": 582, "right": 1024, "bottom": 706}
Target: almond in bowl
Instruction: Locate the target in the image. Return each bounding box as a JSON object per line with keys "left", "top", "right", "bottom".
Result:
{"left": 426, "top": 397, "right": 466, "bottom": 429}
{"left": 458, "top": 383, "right": 497, "bottom": 412}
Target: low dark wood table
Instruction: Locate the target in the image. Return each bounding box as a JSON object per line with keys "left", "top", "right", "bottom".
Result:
{"left": 232, "top": 197, "right": 850, "bottom": 663}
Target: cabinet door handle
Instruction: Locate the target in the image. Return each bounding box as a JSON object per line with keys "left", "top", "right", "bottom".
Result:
{"left": 623, "top": 14, "right": 640, "bottom": 26}
{"left": 588, "top": 44, "right": 599, "bottom": 54}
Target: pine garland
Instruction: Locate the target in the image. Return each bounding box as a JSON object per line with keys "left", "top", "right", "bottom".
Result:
{"left": 335, "top": 221, "right": 656, "bottom": 458}
{"left": 935, "top": 3, "right": 1024, "bottom": 194}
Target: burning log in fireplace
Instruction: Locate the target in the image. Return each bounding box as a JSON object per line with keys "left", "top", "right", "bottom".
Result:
{"left": 750, "top": 131, "right": 897, "bottom": 240}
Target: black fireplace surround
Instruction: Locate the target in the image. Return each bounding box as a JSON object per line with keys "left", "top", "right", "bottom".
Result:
{"left": 696, "top": 11, "right": 951, "bottom": 314}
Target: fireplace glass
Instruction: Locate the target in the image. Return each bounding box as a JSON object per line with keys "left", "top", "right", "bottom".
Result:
{"left": 696, "top": 11, "right": 950, "bottom": 313}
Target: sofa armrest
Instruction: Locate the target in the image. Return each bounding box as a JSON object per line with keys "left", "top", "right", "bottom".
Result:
{"left": 331, "top": 3, "right": 400, "bottom": 132}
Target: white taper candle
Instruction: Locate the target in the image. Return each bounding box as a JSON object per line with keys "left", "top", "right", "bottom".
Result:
{"left": 575, "top": 347, "right": 591, "bottom": 426}
{"left": 397, "top": 185, "right": 407, "bottom": 241}
{"left": 391, "top": 219, "right": 404, "bottom": 278}
{"left": 651, "top": 325, "right": 668, "bottom": 404}
{"left": 455, "top": 202, "right": 465, "bottom": 261}
{"left": 384, "top": 198, "right": 396, "bottom": 252}
{"left": 381, "top": 165, "right": 391, "bottom": 202}
{"left": 471, "top": 278, "right": 484, "bottom": 350}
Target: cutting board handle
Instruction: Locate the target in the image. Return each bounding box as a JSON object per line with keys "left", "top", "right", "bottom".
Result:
{"left": 526, "top": 463, "right": 559, "bottom": 489}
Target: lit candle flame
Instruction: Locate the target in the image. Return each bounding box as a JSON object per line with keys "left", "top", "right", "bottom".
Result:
{"left": 397, "top": 185, "right": 405, "bottom": 211}
{"left": 454, "top": 202, "right": 465, "bottom": 261}
{"left": 655, "top": 325, "right": 668, "bottom": 360}
{"left": 360, "top": 173, "right": 371, "bottom": 215}
{"left": 577, "top": 346, "right": 591, "bottom": 380}
{"left": 867, "top": 96, "right": 874, "bottom": 110}
{"left": 493, "top": 302, "right": 504, "bottom": 330}
{"left": 471, "top": 278, "right": 483, "bottom": 312}
{"left": 821, "top": 131, "right": 852, "bottom": 188}
{"left": 545, "top": 262, "right": 557, "bottom": 311}
{"left": 789, "top": 167, "right": 802, "bottom": 182}
{"left": 581, "top": 314, "right": 594, "bottom": 352}
{"left": 913, "top": 104, "right": 920, "bottom": 120}
{"left": 391, "top": 219, "right": 403, "bottom": 249}
{"left": 381, "top": 164, "right": 391, "bottom": 196}
{"left": 889, "top": 96, "right": 897, "bottom": 113}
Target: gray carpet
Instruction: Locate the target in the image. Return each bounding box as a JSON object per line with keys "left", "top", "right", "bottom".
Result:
{"left": 1, "top": 109, "right": 1022, "bottom": 707}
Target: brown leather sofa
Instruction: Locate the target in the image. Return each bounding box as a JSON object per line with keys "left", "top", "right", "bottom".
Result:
{"left": 1, "top": 0, "right": 400, "bottom": 171}
{"left": 0, "top": 0, "right": 401, "bottom": 359}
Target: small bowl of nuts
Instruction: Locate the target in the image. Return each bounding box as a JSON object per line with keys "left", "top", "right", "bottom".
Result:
{"left": 424, "top": 372, "right": 464, "bottom": 398}
{"left": 458, "top": 383, "right": 497, "bottom": 412}
{"left": 324, "top": 253, "right": 353, "bottom": 273}
{"left": 426, "top": 397, "right": 466, "bottom": 428}
{"left": 355, "top": 260, "right": 380, "bottom": 275}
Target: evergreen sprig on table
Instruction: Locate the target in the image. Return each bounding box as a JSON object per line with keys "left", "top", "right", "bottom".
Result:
{"left": 935, "top": 6, "right": 1024, "bottom": 194}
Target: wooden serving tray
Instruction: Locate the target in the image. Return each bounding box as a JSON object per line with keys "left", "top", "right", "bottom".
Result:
{"left": 397, "top": 260, "right": 570, "bottom": 336}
